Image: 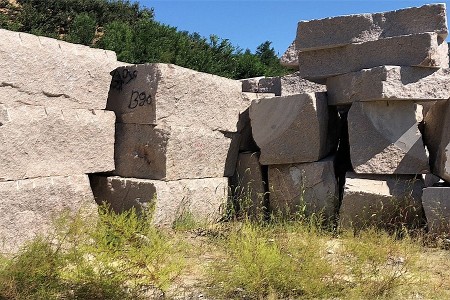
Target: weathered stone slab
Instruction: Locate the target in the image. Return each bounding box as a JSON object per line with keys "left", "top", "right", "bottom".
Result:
{"left": 339, "top": 173, "right": 425, "bottom": 229}
{"left": 114, "top": 123, "right": 238, "bottom": 180}
{"left": 106, "top": 63, "right": 250, "bottom": 132}
{"left": 268, "top": 156, "right": 338, "bottom": 220}
{"left": 0, "top": 175, "right": 97, "bottom": 253}
{"left": 249, "top": 92, "right": 338, "bottom": 164}
{"left": 422, "top": 187, "right": 450, "bottom": 234}
{"left": 297, "top": 33, "right": 448, "bottom": 83}
{"left": 0, "top": 29, "right": 118, "bottom": 109}
{"left": 90, "top": 175, "right": 228, "bottom": 226}
{"left": 424, "top": 100, "right": 450, "bottom": 182}
{"left": 280, "top": 41, "right": 299, "bottom": 69}
{"left": 348, "top": 101, "right": 429, "bottom": 174}
{"left": 241, "top": 74, "right": 325, "bottom": 96}
{"left": 296, "top": 4, "right": 448, "bottom": 51}
{"left": 230, "top": 152, "right": 267, "bottom": 217}
{"left": 0, "top": 106, "right": 115, "bottom": 181}
{"left": 327, "top": 66, "right": 450, "bottom": 105}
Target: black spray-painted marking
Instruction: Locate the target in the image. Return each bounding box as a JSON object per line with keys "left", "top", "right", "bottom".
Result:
{"left": 128, "top": 90, "right": 152, "bottom": 109}
{"left": 111, "top": 68, "right": 138, "bottom": 91}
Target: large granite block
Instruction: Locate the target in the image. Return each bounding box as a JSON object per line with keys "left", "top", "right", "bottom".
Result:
{"left": 348, "top": 101, "right": 429, "bottom": 174}
{"left": 297, "top": 33, "right": 448, "bottom": 83}
{"left": 0, "top": 106, "right": 115, "bottom": 181}
{"left": 339, "top": 173, "right": 425, "bottom": 229}
{"left": 241, "top": 74, "right": 325, "bottom": 96}
{"left": 280, "top": 41, "right": 299, "bottom": 69}
{"left": 268, "top": 156, "right": 338, "bottom": 220}
{"left": 0, "top": 175, "right": 97, "bottom": 253}
{"left": 114, "top": 123, "right": 238, "bottom": 180}
{"left": 249, "top": 93, "right": 337, "bottom": 164}
{"left": 422, "top": 187, "right": 450, "bottom": 234}
{"left": 327, "top": 66, "right": 450, "bottom": 105}
{"left": 90, "top": 176, "right": 228, "bottom": 226}
{"left": 106, "top": 63, "right": 250, "bottom": 132}
{"left": 0, "top": 29, "right": 119, "bottom": 109}
{"left": 296, "top": 4, "right": 447, "bottom": 51}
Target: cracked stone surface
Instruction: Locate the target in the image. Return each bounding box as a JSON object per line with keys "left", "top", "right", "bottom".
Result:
{"left": 296, "top": 4, "right": 447, "bottom": 51}
{"left": 107, "top": 63, "right": 250, "bottom": 132}
{"left": 91, "top": 175, "right": 228, "bottom": 226}
{"left": 268, "top": 156, "right": 338, "bottom": 220}
{"left": 0, "top": 175, "right": 97, "bottom": 253}
{"left": 297, "top": 33, "right": 448, "bottom": 83}
{"left": 327, "top": 66, "right": 450, "bottom": 105}
{"left": 0, "top": 105, "right": 115, "bottom": 181}
{"left": 113, "top": 123, "right": 238, "bottom": 180}
{"left": 0, "top": 29, "right": 120, "bottom": 109}
{"left": 348, "top": 101, "right": 429, "bottom": 174}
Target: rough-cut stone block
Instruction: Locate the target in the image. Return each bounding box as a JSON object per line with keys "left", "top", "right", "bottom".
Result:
{"left": 297, "top": 33, "right": 448, "bottom": 83}
{"left": 268, "top": 156, "right": 338, "bottom": 220}
{"left": 90, "top": 176, "right": 228, "bottom": 226}
{"left": 339, "top": 173, "right": 424, "bottom": 229}
{"left": 0, "top": 175, "right": 97, "bottom": 253}
{"left": 106, "top": 63, "right": 250, "bottom": 132}
{"left": 230, "top": 152, "right": 267, "bottom": 217}
{"left": 424, "top": 100, "right": 450, "bottom": 183}
{"left": 280, "top": 41, "right": 299, "bottom": 69}
{"left": 348, "top": 101, "right": 429, "bottom": 174}
{"left": 241, "top": 74, "right": 325, "bottom": 97}
{"left": 114, "top": 123, "right": 237, "bottom": 180}
{"left": 296, "top": 4, "right": 448, "bottom": 51}
{"left": 0, "top": 29, "right": 118, "bottom": 109}
{"left": 249, "top": 93, "right": 337, "bottom": 164}
{"left": 327, "top": 66, "right": 450, "bottom": 105}
{"left": 0, "top": 106, "right": 115, "bottom": 181}
{"left": 422, "top": 187, "right": 450, "bottom": 234}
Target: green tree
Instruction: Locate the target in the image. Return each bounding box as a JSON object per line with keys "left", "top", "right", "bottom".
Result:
{"left": 67, "top": 13, "right": 96, "bottom": 45}
{"left": 98, "top": 21, "right": 134, "bottom": 62}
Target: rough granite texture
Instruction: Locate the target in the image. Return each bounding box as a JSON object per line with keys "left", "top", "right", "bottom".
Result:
{"left": 0, "top": 175, "right": 97, "bottom": 253}
{"left": 297, "top": 33, "right": 448, "bottom": 83}
{"left": 249, "top": 93, "right": 337, "bottom": 164}
{"left": 348, "top": 101, "right": 429, "bottom": 174}
{"left": 280, "top": 41, "right": 299, "bottom": 69}
{"left": 339, "top": 173, "right": 425, "bottom": 229}
{"left": 296, "top": 4, "right": 448, "bottom": 51}
{"left": 424, "top": 100, "right": 450, "bottom": 182}
{"left": 268, "top": 156, "right": 338, "bottom": 220}
{"left": 90, "top": 175, "right": 228, "bottom": 226}
{"left": 422, "top": 187, "right": 450, "bottom": 234}
{"left": 326, "top": 66, "right": 450, "bottom": 105}
{"left": 241, "top": 74, "right": 325, "bottom": 96}
{"left": 0, "top": 29, "right": 118, "bottom": 109}
{"left": 0, "top": 106, "right": 115, "bottom": 181}
{"left": 106, "top": 63, "right": 250, "bottom": 132}
{"left": 113, "top": 123, "right": 238, "bottom": 180}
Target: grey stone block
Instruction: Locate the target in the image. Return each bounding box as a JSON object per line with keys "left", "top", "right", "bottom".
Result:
{"left": 296, "top": 4, "right": 448, "bottom": 51}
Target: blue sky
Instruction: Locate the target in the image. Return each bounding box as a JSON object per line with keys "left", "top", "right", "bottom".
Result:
{"left": 139, "top": 1, "right": 448, "bottom": 56}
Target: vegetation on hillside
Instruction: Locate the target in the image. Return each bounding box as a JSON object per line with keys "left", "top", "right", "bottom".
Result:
{"left": 0, "top": 0, "right": 288, "bottom": 79}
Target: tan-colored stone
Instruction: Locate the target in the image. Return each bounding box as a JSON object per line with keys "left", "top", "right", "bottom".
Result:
{"left": 339, "top": 173, "right": 424, "bottom": 229}
{"left": 268, "top": 156, "right": 338, "bottom": 220}
{"left": 230, "top": 152, "right": 267, "bottom": 217}
{"left": 422, "top": 187, "right": 450, "bottom": 234}
{"left": 0, "top": 106, "right": 115, "bottom": 181}
{"left": 297, "top": 33, "right": 448, "bottom": 83}
{"left": 424, "top": 100, "right": 450, "bottom": 183}
{"left": 106, "top": 63, "right": 249, "bottom": 132}
{"left": 0, "top": 175, "right": 97, "bottom": 253}
{"left": 90, "top": 175, "right": 228, "bottom": 226}
{"left": 0, "top": 29, "right": 118, "bottom": 109}
{"left": 280, "top": 41, "right": 299, "bottom": 69}
{"left": 327, "top": 66, "right": 450, "bottom": 105}
{"left": 348, "top": 101, "right": 429, "bottom": 174}
{"left": 114, "top": 123, "right": 237, "bottom": 180}
{"left": 249, "top": 93, "right": 337, "bottom": 164}
{"left": 296, "top": 4, "right": 447, "bottom": 51}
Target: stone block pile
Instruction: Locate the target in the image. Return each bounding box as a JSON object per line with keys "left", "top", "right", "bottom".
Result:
{"left": 91, "top": 63, "right": 251, "bottom": 226}
{"left": 0, "top": 29, "right": 119, "bottom": 253}
{"left": 271, "top": 3, "right": 450, "bottom": 232}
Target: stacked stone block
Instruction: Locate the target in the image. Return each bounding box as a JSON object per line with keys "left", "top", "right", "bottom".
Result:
{"left": 92, "top": 63, "right": 251, "bottom": 225}
{"left": 0, "top": 29, "right": 119, "bottom": 252}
